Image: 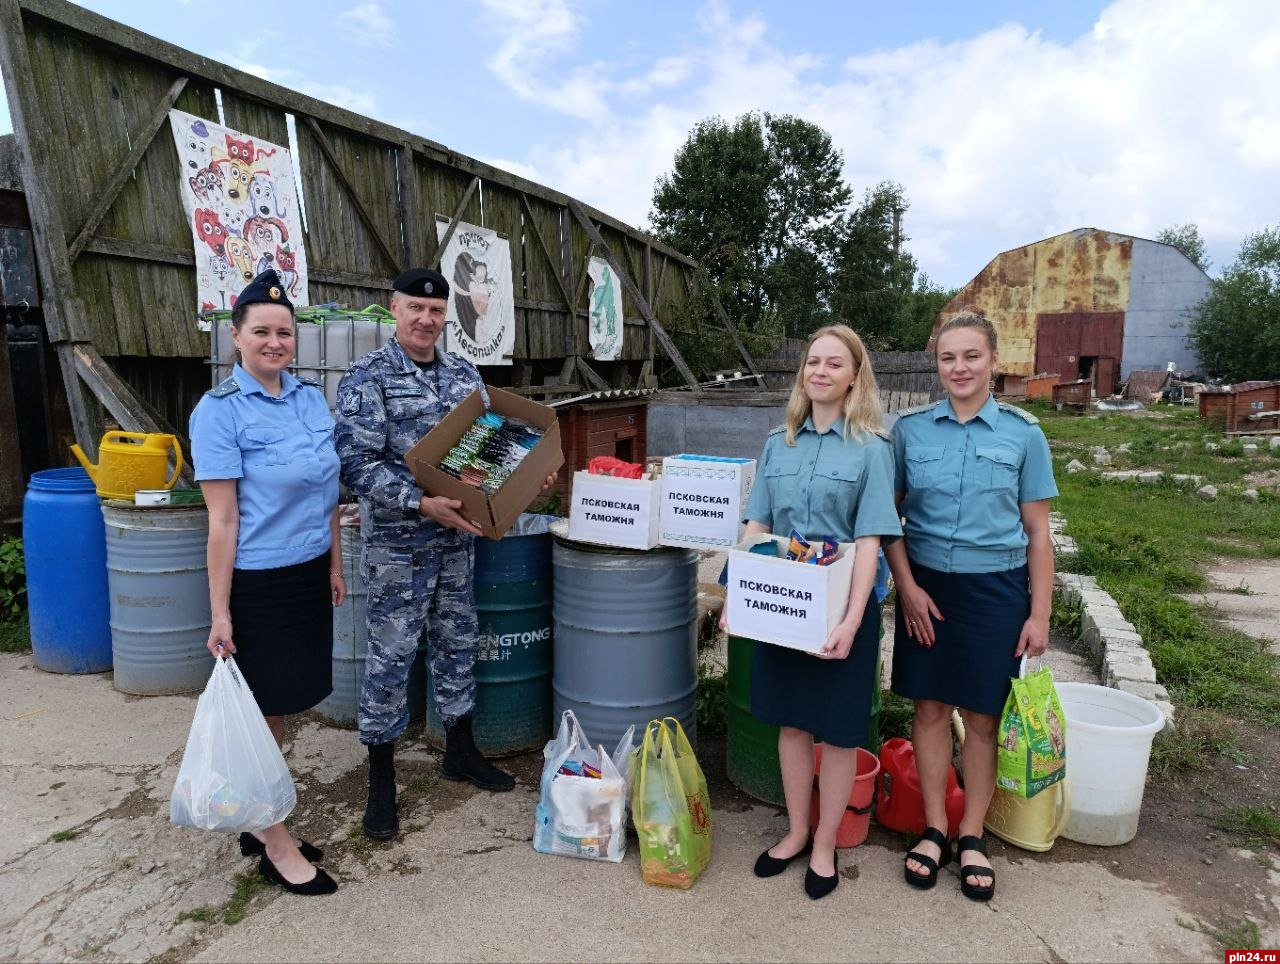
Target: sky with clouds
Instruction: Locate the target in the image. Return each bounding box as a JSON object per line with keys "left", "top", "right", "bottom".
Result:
{"left": 7, "top": 0, "right": 1280, "bottom": 287}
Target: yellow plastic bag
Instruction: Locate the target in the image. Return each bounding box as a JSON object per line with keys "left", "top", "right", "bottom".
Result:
{"left": 632, "top": 717, "right": 712, "bottom": 889}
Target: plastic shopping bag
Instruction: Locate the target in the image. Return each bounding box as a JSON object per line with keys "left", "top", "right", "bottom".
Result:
{"left": 169, "top": 656, "right": 297, "bottom": 832}
{"left": 533, "top": 710, "right": 636, "bottom": 862}
{"left": 996, "top": 655, "right": 1067, "bottom": 799}
{"left": 632, "top": 717, "right": 712, "bottom": 889}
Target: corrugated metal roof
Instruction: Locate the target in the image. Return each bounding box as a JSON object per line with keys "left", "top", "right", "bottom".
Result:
{"left": 547, "top": 388, "right": 660, "bottom": 408}
{"left": 1198, "top": 380, "right": 1280, "bottom": 394}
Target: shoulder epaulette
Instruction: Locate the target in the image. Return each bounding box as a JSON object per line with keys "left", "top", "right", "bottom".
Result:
{"left": 998, "top": 401, "right": 1040, "bottom": 424}
{"left": 896, "top": 400, "right": 937, "bottom": 418}
{"left": 767, "top": 423, "right": 786, "bottom": 437}
{"left": 297, "top": 375, "right": 323, "bottom": 390}
{"left": 206, "top": 377, "right": 240, "bottom": 398}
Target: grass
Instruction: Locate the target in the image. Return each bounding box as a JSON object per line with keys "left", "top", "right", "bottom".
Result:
{"left": 47, "top": 829, "right": 78, "bottom": 842}
{"left": 1214, "top": 802, "right": 1280, "bottom": 849}
{"left": 1147, "top": 707, "right": 1242, "bottom": 778}
{"left": 175, "top": 871, "right": 271, "bottom": 927}
{"left": 1177, "top": 914, "right": 1263, "bottom": 950}
{"left": 1036, "top": 403, "right": 1280, "bottom": 759}
{"left": 696, "top": 659, "right": 728, "bottom": 734}
{"left": 878, "top": 689, "right": 915, "bottom": 742}
{"left": 0, "top": 616, "right": 30, "bottom": 653}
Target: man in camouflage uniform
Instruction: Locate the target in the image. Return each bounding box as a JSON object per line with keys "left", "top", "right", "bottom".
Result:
{"left": 334, "top": 267, "right": 513, "bottom": 841}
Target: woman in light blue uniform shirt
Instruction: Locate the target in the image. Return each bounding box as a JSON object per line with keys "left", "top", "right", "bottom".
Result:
{"left": 189, "top": 269, "right": 344, "bottom": 897}
{"left": 727, "top": 324, "right": 902, "bottom": 901}
{"left": 885, "top": 310, "right": 1057, "bottom": 902}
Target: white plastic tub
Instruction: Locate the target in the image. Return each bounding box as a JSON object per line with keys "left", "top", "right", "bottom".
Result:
{"left": 1057, "top": 682, "right": 1165, "bottom": 846}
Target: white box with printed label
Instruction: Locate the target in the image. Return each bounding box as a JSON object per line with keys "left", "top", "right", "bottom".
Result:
{"left": 725, "top": 534, "right": 856, "bottom": 653}
{"left": 567, "top": 472, "right": 661, "bottom": 550}
{"left": 658, "top": 455, "right": 756, "bottom": 549}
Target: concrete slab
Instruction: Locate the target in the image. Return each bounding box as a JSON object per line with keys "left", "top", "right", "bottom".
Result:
{"left": 1182, "top": 558, "right": 1280, "bottom": 652}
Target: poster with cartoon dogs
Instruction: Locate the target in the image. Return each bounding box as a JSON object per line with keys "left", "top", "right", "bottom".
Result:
{"left": 434, "top": 218, "right": 514, "bottom": 366}
{"left": 168, "top": 109, "right": 309, "bottom": 324}
{"left": 586, "top": 256, "right": 623, "bottom": 361}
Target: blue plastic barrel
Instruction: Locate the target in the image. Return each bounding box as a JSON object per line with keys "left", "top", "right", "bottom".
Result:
{"left": 22, "top": 468, "right": 112, "bottom": 673}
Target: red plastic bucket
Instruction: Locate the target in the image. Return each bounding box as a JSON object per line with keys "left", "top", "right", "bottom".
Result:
{"left": 809, "top": 744, "right": 881, "bottom": 848}
{"left": 874, "top": 737, "right": 965, "bottom": 837}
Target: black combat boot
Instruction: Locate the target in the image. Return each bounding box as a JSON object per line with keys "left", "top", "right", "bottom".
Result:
{"left": 362, "top": 741, "right": 398, "bottom": 840}
{"left": 441, "top": 714, "right": 515, "bottom": 791}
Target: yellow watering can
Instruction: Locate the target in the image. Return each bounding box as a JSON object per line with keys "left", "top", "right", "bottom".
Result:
{"left": 70, "top": 431, "right": 184, "bottom": 500}
{"left": 953, "top": 710, "right": 1072, "bottom": 852}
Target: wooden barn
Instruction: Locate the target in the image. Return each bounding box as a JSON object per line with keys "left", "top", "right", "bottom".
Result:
{"left": 0, "top": 0, "right": 760, "bottom": 520}
{"left": 1197, "top": 381, "right": 1280, "bottom": 433}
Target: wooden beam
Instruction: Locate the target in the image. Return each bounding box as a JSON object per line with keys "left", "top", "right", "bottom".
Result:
{"left": 427, "top": 176, "right": 480, "bottom": 269}
{"left": 303, "top": 116, "right": 401, "bottom": 273}
{"left": 558, "top": 356, "right": 576, "bottom": 384}
{"left": 517, "top": 192, "right": 572, "bottom": 309}
{"left": 0, "top": 0, "right": 99, "bottom": 450}
{"left": 568, "top": 200, "right": 700, "bottom": 390}
{"left": 67, "top": 75, "right": 188, "bottom": 264}
{"left": 575, "top": 356, "right": 608, "bottom": 391}
{"left": 694, "top": 266, "right": 765, "bottom": 387}
{"left": 396, "top": 142, "right": 422, "bottom": 266}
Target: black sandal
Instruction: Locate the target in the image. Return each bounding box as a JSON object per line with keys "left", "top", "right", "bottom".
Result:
{"left": 957, "top": 834, "right": 995, "bottom": 902}
{"left": 904, "top": 826, "right": 951, "bottom": 889}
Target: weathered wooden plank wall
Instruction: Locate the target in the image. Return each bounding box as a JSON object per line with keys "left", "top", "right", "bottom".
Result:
{"left": 7, "top": 0, "right": 709, "bottom": 379}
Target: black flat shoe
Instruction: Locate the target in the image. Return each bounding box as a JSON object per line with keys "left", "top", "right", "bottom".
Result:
{"left": 258, "top": 853, "right": 338, "bottom": 896}
{"left": 804, "top": 864, "right": 839, "bottom": 900}
{"left": 239, "top": 832, "right": 324, "bottom": 863}
{"left": 753, "top": 838, "right": 812, "bottom": 878}
{"left": 957, "top": 834, "right": 995, "bottom": 902}
{"left": 904, "top": 826, "right": 952, "bottom": 890}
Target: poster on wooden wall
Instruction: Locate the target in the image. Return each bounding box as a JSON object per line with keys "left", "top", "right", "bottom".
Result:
{"left": 168, "top": 109, "right": 309, "bottom": 324}
{"left": 587, "top": 256, "right": 623, "bottom": 361}
{"left": 435, "top": 218, "right": 514, "bottom": 366}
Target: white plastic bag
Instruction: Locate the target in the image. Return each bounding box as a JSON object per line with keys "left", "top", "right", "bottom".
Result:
{"left": 533, "top": 710, "right": 636, "bottom": 862}
{"left": 169, "top": 656, "right": 296, "bottom": 832}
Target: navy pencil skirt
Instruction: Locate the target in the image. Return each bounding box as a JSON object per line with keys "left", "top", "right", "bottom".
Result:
{"left": 750, "top": 591, "right": 880, "bottom": 749}
{"left": 891, "top": 561, "right": 1028, "bottom": 717}
{"left": 229, "top": 552, "right": 334, "bottom": 716}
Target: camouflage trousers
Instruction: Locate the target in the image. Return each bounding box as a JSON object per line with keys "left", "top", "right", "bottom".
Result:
{"left": 359, "top": 540, "right": 478, "bottom": 746}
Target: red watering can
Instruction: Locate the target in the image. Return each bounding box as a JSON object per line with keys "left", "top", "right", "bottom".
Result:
{"left": 875, "top": 736, "right": 965, "bottom": 838}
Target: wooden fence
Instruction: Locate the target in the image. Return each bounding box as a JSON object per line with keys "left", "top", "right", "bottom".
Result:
{"left": 0, "top": 0, "right": 759, "bottom": 459}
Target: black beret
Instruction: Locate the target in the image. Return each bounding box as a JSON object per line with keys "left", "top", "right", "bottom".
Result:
{"left": 393, "top": 267, "right": 450, "bottom": 300}
{"left": 234, "top": 268, "right": 293, "bottom": 310}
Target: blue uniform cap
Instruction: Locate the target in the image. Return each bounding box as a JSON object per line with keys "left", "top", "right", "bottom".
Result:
{"left": 235, "top": 268, "right": 293, "bottom": 310}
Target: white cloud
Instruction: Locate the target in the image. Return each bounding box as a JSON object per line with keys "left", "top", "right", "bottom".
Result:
{"left": 513, "top": 0, "right": 1280, "bottom": 285}
{"left": 336, "top": 3, "right": 394, "bottom": 49}
{"left": 222, "top": 38, "right": 380, "bottom": 118}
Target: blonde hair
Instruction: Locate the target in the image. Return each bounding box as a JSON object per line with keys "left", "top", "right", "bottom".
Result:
{"left": 784, "top": 324, "right": 885, "bottom": 445}
{"left": 934, "top": 308, "right": 998, "bottom": 354}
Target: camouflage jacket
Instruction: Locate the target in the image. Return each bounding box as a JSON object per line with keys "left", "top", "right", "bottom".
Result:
{"left": 334, "top": 335, "right": 487, "bottom": 547}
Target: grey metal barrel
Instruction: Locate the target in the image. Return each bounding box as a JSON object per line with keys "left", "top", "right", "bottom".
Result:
{"left": 102, "top": 502, "right": 213, "bottom": 695}
{"left": 315, "top": 522, "right": 428, "bottom": 727}
{"left": 551, "top": 523, "right": 699, "bottom": 750}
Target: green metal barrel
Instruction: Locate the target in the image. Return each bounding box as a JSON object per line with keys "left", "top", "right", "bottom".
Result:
{"left": 427, "top": 515, "right": 555, "bottom": 756}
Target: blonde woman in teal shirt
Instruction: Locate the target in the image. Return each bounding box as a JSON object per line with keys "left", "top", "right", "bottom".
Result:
{"left": 726, "top": 324, "right": 902, "bottom": 901}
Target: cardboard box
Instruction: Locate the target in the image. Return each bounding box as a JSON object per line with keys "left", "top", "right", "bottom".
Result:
{"left": 567, "top": 471, "right": 661, "bottom": 550}
{"left": 405, "top": 386, "right": 565, "bottom": 540}
{"left": 658, "top": 454, "right": 755, "bottom": 549}
{"left": 725, "top": 535, "right": 856, "bottom": 653}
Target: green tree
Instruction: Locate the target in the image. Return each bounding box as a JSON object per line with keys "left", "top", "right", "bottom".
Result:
{"left": 1156, "top": 223, "right": 1211, "bottom": 272}
{"left": 830, "top": 181, "right": 919, "bottom": 347}
{"left": 1189, "top": 227, "right": 1280, "bottom": 379}
{"left": 650, "top": 112, "right": 851, "bottom": 338}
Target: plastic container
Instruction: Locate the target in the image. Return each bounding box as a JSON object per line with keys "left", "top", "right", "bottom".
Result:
{"left": 1057, "top": 682, "right": 1165, "bottom": 846}
{"left": 809, "top": 744, "right": 880, "bottom": 848}
{"left": 874, "top": 737, "right": 965, "bottom": 838}
{"left": 984, "top": 780, "right": 1072, "bottom": 852}
{"left": 22, "top": 468, "right": 112, "bottom": 673}
{"left": 725, "top": 633, "right": 784, "bottom": 805}
{"left": 426, "top": 514, "right": 555, "bottom": 755}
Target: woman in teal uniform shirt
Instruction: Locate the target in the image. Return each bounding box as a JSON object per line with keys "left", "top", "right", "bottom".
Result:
{"left": 726, "top": 324, "right": 901, "bottom": 900}
{"left": 189, "top": 269, "right": 345, "bottom": 896}
{"left": 885, "top": 310, "right": 1057, "bottom": 902}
